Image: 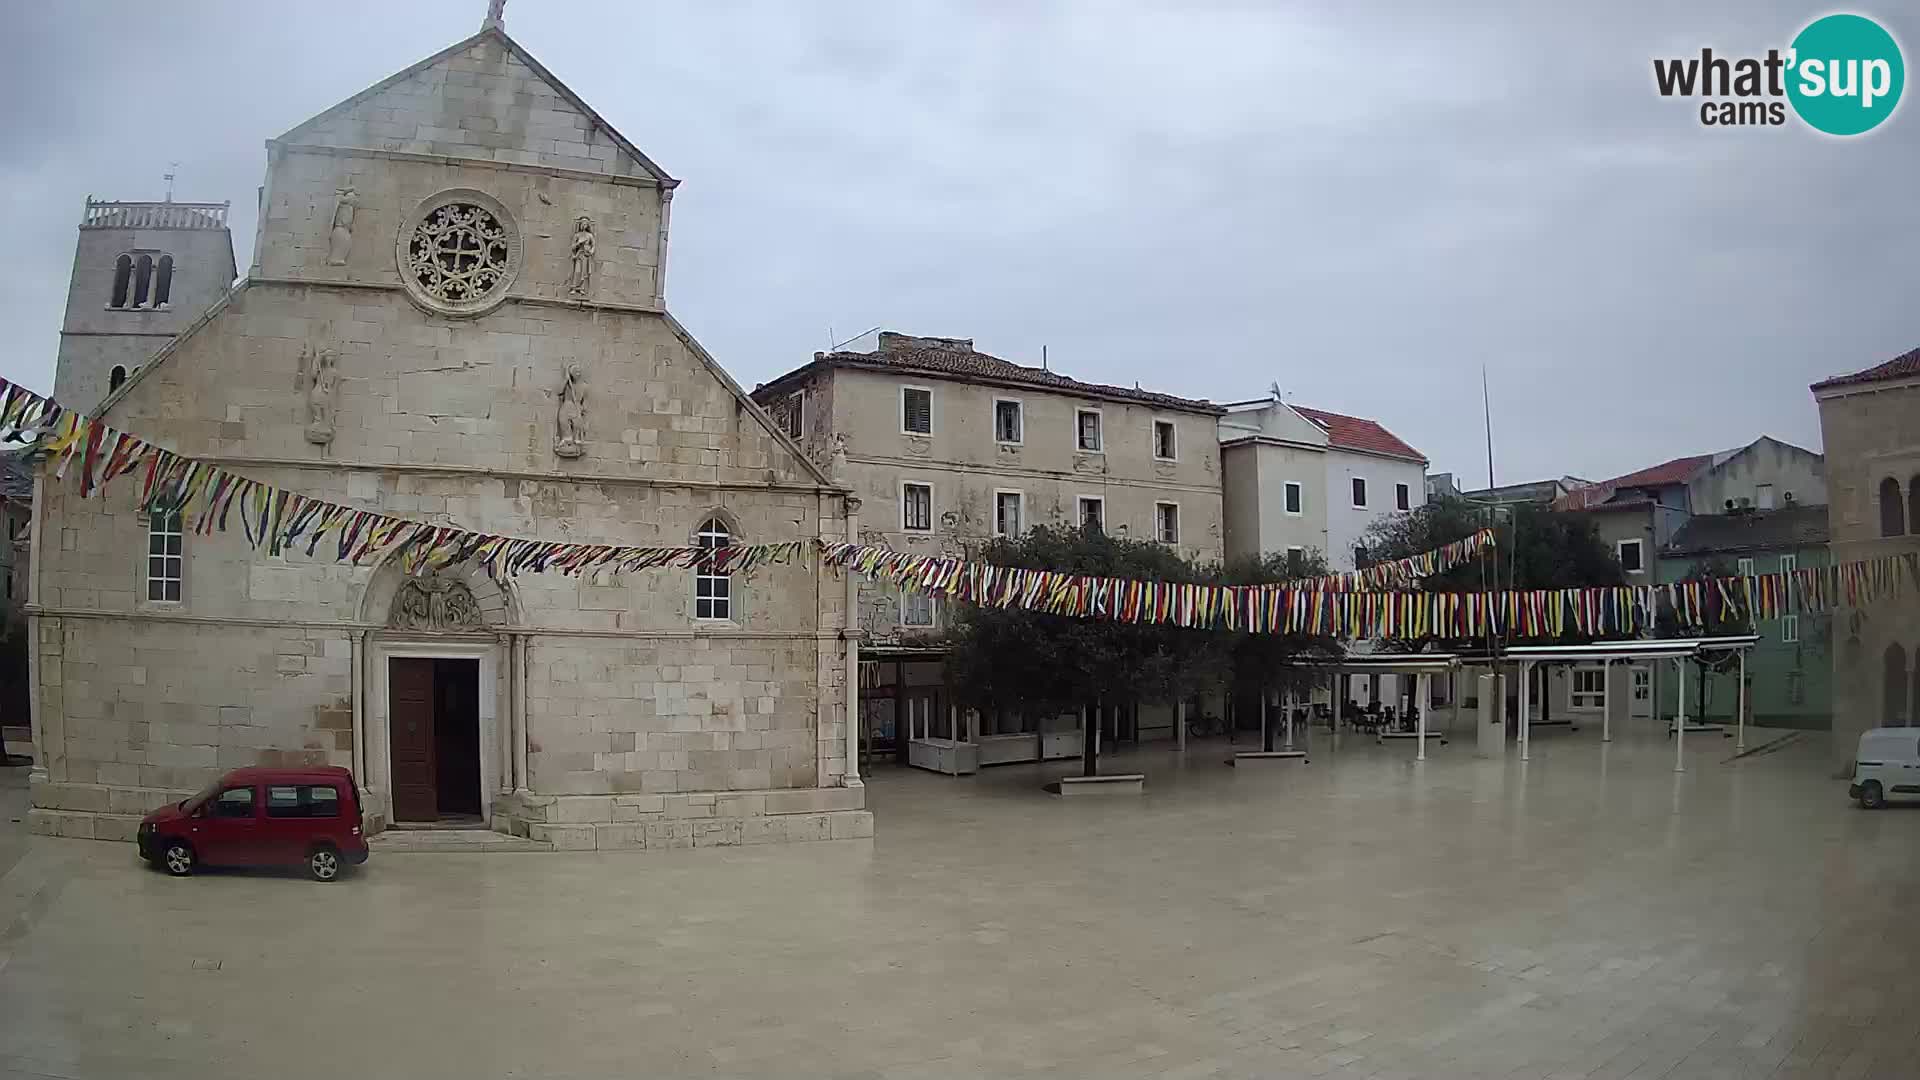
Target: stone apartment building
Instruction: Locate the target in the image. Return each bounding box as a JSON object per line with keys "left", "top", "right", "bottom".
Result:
{"left": 1812, "top": 346, "right": 1920, "bottom": 769}
{"left": 751, "top": 332, "right": 1224, "bottom": 764}
{"left": 1217, "top": 395, "right": 1429, "bottom": 570}
{"left": 1553, "top": 436, "right": 1826, "bottom": 584}
{"left": 28, "top": 15, "right": 870, "bottom": 849}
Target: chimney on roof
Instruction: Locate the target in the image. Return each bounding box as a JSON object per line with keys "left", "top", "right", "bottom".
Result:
{"left": 878, "top": 331, "right": 973, "bottom": 354}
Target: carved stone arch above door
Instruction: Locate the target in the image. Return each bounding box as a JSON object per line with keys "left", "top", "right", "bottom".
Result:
{"left": 359, "top": 554, "right": 519, "bottom": 631}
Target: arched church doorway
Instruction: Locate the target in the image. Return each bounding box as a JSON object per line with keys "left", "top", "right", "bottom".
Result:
{"left": 361, "top": 561, "right": 516, "bottom": 826}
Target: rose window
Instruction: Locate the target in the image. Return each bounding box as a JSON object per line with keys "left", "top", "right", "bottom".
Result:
{"left": 407, "top": 204, "right": 510, "bottom": 301}
{"left": 395, "top": 190, "right": 521, "bottom": 317}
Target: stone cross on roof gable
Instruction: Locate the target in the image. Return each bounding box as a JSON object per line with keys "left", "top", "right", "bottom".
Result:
{"left": 482, "top": 0, "right": 505, "bottom": 30}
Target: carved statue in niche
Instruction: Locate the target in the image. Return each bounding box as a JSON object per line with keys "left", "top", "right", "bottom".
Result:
{"left": 326, "top": 187, "right": 358, "bottom": 267}
{"left": 828, "top": 433, "right": 848, "bottom": 480}
{"left": 298, "top": 343, "right": 339, "bottom": 446}
{"left": 567, "top": 216, "right": 595, "bottom": 296}
{"left": 554, "top": 363, "right": 588, "bottom": 458}
{"left": 389, "top": 576, "right": 485, "bottom": 632}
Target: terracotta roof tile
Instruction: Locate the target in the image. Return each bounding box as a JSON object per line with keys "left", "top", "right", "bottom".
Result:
{"left": 1812, "top": 345, "right": 1920, "bottom": 390}
{"left": 1289, "top": 406, "right": 1426, "bottom": 462}
{"left": 1552, "top": 454, "right": 1714, "bottom": 510}
{"left": 773, "top": 334, "right": 1221, "bottom": 413}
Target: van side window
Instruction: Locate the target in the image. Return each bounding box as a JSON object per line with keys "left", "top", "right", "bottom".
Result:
{"left": 265, "top": 784, "right": 342, "bottom": 819}
{"left": 211, "top": 787, "right": 254, "bottom": 819}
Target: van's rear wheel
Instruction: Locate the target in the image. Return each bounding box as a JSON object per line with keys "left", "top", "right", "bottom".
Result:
{"left": 1858, "top": 781, "right": 1885, "bottom": 809}
{"left": 308, "top": 845, "right": 342, "bottom": 882}
{"left": 161, "top": 841, "right": 196, "bottom": 877}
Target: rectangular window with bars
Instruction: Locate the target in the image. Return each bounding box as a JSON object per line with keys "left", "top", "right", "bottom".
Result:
{"left": 780, "top": 393, "right": 804, "bottom": 439}
{"left": 901, "top": 591, "right": 936, "bottom": 628}
{"left": 995, "top": 491, "right": 1023, "bottom": 537}
{"left": 994, "top": 399, "right": 1023, "bottom": 444}
{"left": 902, "top": 482, "right": 933, "bottom": 532}
{"left": 901, "top": 386, "right": 932, "bottom": 435}
{"left": 147, "top": 509, "right": 183, "bottom": 602}
{"left": 1572, "top": 667, "right": 1606, "bottom": 709}
{"left": 1781, "top": 615, "right": 1799, "bottom": 643}
{"left": 1076, "top": 408, "right": 1103, "bottom": 452}
{"left": 1078, "top": 496, "right": 1104, "bottom": 532}
{"left": 1155, "top": 502, "right": 1180, "bottom": 543}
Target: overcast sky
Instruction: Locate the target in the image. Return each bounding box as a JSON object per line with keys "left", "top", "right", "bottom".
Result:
{"left": 4, "top": 1, "right": 1915, "bottom": 485}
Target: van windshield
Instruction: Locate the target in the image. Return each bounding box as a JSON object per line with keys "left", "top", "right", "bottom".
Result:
{"left": 180, "top": 780, "right": 224, "bottom": 812}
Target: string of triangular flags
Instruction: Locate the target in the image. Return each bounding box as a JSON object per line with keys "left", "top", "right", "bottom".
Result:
{"left": 0, "top": 375, "right": 810, "bottom": 578}
{"left": 821, "top": 540, "right": 1918, "bottom": 640}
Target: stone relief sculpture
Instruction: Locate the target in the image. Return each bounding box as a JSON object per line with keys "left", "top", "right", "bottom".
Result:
{"left": 567, "top": 216, "right": 595, "bottom": 296}
{"left": 554, "top": 363, "right": 588, "bottom": 458}
{"left": 298, "top": 343, "right": 339, "bottom": 446}
{"left": 389, "top": 576, "right": 485, "bottom": 632}
{"left": 325, "top": 187, "right": 358, "bottom": 266}
{"left": 828, "top": 433, "right": 849, "bottom": 480}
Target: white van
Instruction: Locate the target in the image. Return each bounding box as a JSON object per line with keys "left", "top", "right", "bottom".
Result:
{"left": 1850, "top": 727, "right": 1920, "bottom": 808}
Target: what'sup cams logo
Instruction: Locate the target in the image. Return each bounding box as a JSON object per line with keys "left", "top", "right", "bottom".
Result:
{"left": 1654, "top": 13, "right": 1904, "bottom": 135}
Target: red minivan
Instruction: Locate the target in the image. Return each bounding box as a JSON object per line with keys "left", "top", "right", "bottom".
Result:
{"left": 138, "top": 766, "right": 369, "bottom": 881}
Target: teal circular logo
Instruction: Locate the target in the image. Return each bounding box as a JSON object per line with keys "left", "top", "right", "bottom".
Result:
{"left": 1787, "top": 14, "right": 1904, "bottom": 135}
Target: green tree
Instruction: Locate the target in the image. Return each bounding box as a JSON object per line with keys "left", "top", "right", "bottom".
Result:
{"left": 1362, "top": 497, "right": 1628, "bottom": 648}
{"left": 944, "top": 525, "right": 1222, "bottom": 776}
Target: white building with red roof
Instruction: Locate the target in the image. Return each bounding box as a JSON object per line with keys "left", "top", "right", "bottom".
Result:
{"left": 1217, "top": 395, "right": 1429, "bottom": 572}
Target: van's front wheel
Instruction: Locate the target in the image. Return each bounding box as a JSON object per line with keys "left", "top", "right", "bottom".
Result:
{"left": 308, "top": 845, "right": 342, "bottom": 882}
{"left": 1858, "top": 781, "right": 1885, "bottom": 809}
{"left": 161, "top": 841, "right": 196, "bottom": 876}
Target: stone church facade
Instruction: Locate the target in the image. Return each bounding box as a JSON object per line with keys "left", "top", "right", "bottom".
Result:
{"left": 28, "top": 18, "right": 870, "bottom": 848}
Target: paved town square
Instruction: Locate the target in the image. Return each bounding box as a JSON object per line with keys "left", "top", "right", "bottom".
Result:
{"left": 2, "top": 725, "right": 1913, "bottom": 1080}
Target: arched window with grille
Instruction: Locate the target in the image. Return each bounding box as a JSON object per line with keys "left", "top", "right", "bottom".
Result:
{"left": 1881, "top": 477, "right": 1906, "bottom": 537}
{"left": 147, "top": 508, "right": 184, "bottom": 602}
{"left": 1887, "top": 643, "right": 1911, "bottom": 727}
{"left": 131, "top": 254, "right": 154, "bottom": 308}
{"left": 109, "top": 366, "right": 128, "bottom": 391}
{"left": 110, "top": 254, "right": 133, "bottom": 308}
{"left": 153, "top": 254, "right": 174, "bottom": 307}
{"left": 693, "top": 516, "right": 733, "bottom": 621}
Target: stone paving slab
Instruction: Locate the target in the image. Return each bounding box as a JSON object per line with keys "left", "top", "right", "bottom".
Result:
{"left": 0, "top": 725, "right": 1915, "bottom": 1079}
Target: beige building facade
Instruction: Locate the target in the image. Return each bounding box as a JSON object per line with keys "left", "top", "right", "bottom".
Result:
{"left": 28, "top": 20, "right": 869, "bottom": 849}
{"left": 1812, "top": 348, "right": 1920, "bottom": 770}
{"left": 753, "top": 332, "right": 1224, "bottom": 759}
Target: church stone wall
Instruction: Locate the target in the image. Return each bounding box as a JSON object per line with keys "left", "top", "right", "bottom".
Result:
{"left": 29, "top": 24, "right": 867, "bottom": 850}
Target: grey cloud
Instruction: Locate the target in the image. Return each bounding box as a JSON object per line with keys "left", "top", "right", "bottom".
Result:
{"left": 4, "top": 0, "right": 1914, "bottom": 485}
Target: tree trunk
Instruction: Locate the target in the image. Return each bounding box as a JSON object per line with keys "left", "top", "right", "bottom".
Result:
{"left": 1083, "top": 700, "right": 1100, "bottom": 777}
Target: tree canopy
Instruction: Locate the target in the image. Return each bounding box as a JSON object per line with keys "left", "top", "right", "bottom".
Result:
{"left": 942, "top": 527, "right": 1341, "bottom": 716}
{"left": 1361, "top": 495, "right": 1628, "bottom": 645}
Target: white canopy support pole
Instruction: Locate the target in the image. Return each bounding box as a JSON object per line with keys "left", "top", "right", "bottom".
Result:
{"left": 1416, "top": 672, "right": 1430, "bottom": 762}
{"left": 1450, "top": 667, "right": 1462, "bottom": 736}
{"left": 1176, "top": 699, "right": 1187, "bottom": 752}
{"left": 1519, "top": 660, "right": 1533, "bottom": 761}
{"left": 1674, "top": 657, "right": 1687, "bottom": 773}
{"left": 1602, "top": 658, "right": 1613, "bottom": 743}
{"left": 1736, "top": 650, "right": 1747, "bottom": 752}
{"left": 1332, "top": 673, "right": 1343, "bottom": 751}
